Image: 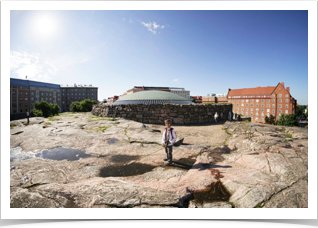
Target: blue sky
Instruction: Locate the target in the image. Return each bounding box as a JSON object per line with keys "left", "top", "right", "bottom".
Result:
{"left": 10, "top": 10, "right": 308, "bottom": 104}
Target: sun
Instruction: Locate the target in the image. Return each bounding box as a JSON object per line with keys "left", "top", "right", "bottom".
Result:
{"left": 33, "top": 14, "right": 57, "bottom": 38}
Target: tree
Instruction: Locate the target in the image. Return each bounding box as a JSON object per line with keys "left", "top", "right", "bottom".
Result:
{"left": 190, "top": 98, "right": 196, "bottom": 103}
{"left": 80, "top": 99, "right": 98, "bottom": 112}
{"left": 269, "top": 115, "right": 276, "bottom": 125}
{"left": 70, "top": 101, "right": 82, "bottom": 112}
{"left": 50, "top": 103, "right": 60, "bottom": 116}
{"left": 34, "top": 100, "right": 52, "bottom": 117}
{"left": 30, "top": 109, "right": 43, "bottom": 117}
{"left": 277, "top": 113, "right": 298, "bottom": 127}
{"left": 265, "top": 116, "right": 270, "bottom": 124}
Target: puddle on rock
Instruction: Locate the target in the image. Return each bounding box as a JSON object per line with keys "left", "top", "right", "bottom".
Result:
{"left": 35, "top": 147, "right": 91, "bottom": 161}
{"left": 166, "top": 158, "right": 196, "bottom": 171}
{"left": 191, "top": 181, "right": 231, "bottom": 204}
{"left": 11, "top": 131, "right": 24, "bottom": 135}
{"left": 99, "top": 163, "right": 156, "bottom": 177}
{"left": 107, "top": 138, "right": 118, "bottom": 144}
{"left": 205, "top": 146, "right": 232, "bottom": 164}
{"left": 284, "top": 145, "right": 292, "bottom": 149}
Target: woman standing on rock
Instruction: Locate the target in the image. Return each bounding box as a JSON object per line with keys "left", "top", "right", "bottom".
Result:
{"left": 214, "top": 112, "right": 219, "bottom": 124}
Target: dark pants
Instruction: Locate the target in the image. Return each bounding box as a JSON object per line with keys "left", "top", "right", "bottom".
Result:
{"left": 27, "top": 116, "right": 29, "bottom": 124}
{"left": 165, "top": 146, "right": 173, "bottom": 163}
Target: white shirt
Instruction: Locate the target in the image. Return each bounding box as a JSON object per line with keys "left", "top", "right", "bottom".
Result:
{"left": 161, "top": 127, "right": 177, "bottom": 145}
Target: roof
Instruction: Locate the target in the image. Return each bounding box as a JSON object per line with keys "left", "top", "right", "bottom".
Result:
{"left": 10, "top": 78, "right": 60, "bottom": 89}
{"left": 111, "top": 90, "right": 194, "bottom": 105}
{"left": 228, "top": 86, "right": 276, "bottom": 96}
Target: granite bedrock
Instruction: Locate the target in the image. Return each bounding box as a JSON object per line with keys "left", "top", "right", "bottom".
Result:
{"left": 91, "top": 103, "right": 233, "bottom": 124}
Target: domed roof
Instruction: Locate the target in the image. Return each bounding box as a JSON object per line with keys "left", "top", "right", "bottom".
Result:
{"left": 112, "top": 90, "right": 194, "bottom": 105}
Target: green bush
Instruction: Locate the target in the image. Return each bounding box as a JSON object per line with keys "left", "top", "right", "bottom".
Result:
{"left": 277, "top": 113, "right": 298, "bottom": 127}
{"left": 30, "top": 109, "right": 43, "bottom": 117}
{"left": 33, "top": 101, "right": 60, "bottom": 117}
{"left": 70, "top": 99, "right": 98, "bottom": 112}
{"left": 265, "top": 116, "right": 270, "bottom": 124}
{"left": 70, "top": 101, "right": 82, "bottom": 112}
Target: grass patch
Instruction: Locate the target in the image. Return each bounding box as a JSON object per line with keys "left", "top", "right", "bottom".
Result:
{"left": 98, "top": 126, "right": 110, "bottom": 132}
{"left": 48, "top": 117, "right": 60, "bottom": 121}
{"left": 286, "top": 133, "right": 292, "bottom": 138}
{"left": 225, "top": 129, "right": 232, "bottom": 136}
{"left": 43, "top": 122, "right": 51, "bottom": 125}
{"left": 255, "top": 202, "right": 264, "bottom": 208}
{"left": 10, "top": 124, "right": 16, "bottom": 128}
{"left": 74, "top": 116, "right": 79, "bottom": 119}
{"left": 243, "top": 120, "right": 249, "bottom": 124}
{"left": 228, "top": 202, "right": 235, "bottom": 208}
{"left": 109, "top": 118, "right": 115, "bottom": 121}
{"left": 282, "top": 127, "right": 286, "bottom": 132}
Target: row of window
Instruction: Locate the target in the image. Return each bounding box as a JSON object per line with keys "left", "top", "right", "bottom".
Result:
{"left": 230, "top": 94, "right": 289, "bottom": 99}
{"left": 63, "top": 93, "right": 94, "bottom": 96}
{"left": 236, "top": 103, "right": 288, "bottom": 108}
{"left": 234, "top": 107, "right": 289, "bottom": 114}
{"left": 11, "top": 97, "right": 60, "bottom": 101}
{"left": 12, "top": 85, "right": 60, "bottom": 92}
{"left": 62, "top": 89, "right": 95, "bottom": 92}
{"left": 230, "top": 98, "right": 289, "bottom": 103}
{"left": 12, "top": 91, "right": 60, "bottom": 96}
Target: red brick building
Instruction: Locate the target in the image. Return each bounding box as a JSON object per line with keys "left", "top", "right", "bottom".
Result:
{"left": 107, "top": 96, "right": 119, "bottom": 104}
{"left": 191, "top": 96, "right": 202, "bottom": 103}
{"left": 227, "top": 82, "right": 297, "bottom": 123}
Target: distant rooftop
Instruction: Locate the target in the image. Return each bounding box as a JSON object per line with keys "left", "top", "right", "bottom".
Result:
{"left": 61, "top": 83, "right": 98, "bottom": 88}
{"left": 10, "top": 78, "right": 60, "bottom": 89}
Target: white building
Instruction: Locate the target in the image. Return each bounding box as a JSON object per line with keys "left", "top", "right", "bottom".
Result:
{"left": 169, "top": 87, "right": 191, "bottom": 100}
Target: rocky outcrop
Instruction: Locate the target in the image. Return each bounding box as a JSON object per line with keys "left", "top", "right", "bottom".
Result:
{"left": 10, "top": 113, "right": 308, "bottom": 208}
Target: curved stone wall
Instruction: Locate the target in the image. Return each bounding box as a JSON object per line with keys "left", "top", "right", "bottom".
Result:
{"left": 92, "top": 103, "right": 233, "bottom": 125}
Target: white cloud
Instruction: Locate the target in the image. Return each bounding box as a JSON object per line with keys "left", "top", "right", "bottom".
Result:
{"left": 141, "top": 21, "right": 165, "bottom": 35}
{"left": 10, "top": 51, "right": 59, "bottom": 81}
{"left": 129, "top": 19, "right": 133, "bottom": 23}
{"left": 173, "top": 79, "right": 178, "bottom": 82}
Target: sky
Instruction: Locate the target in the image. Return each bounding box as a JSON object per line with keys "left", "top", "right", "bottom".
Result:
{"left": 10, "top": 10, "right": 308, "bottom": 105}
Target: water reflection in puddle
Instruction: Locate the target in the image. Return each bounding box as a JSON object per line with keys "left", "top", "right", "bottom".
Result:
{"left": 191, "top": 181, "right": 231, "bottom": 204}
{"left": 108, "top": 138, "right": 118, "bottom": 144}
{"left": 110, "top": 155, "right": 140, "bottom": 163}
{"left": 165, "top": 158, "right": 196, "bottom": 171}
{"left": 35, "top": 147, "right": 91, "bottom": 161}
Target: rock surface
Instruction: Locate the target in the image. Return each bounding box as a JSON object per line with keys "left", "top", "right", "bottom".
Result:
{"left": 10, "top": 113, "right": 308, "bottom": 208}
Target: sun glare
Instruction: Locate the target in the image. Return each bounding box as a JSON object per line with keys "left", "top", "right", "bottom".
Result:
{"left": 33, "top": 14, "right": 57, "bottom": 38}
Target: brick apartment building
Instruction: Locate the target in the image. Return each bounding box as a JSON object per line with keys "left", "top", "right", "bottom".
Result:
{"left": 191, "top": 96, "right": 202, "bottom": 103}
{"left": 202, "top": 93, "right": 228, "bottom": 104}
{"left": 61, "top": 84, "right": 98, "bottom": 112}
{"left": 227, "top": 82, "right": 297, "bottom": 123}
{"left": 10, "top": 78, "right": 62, "bottom": 120}
{"left": 107, "top": 96, "right": 119, "bottom": 104}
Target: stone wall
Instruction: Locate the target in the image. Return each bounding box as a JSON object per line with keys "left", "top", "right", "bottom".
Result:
{"left": 92, "top": 103, "right": 233, "bottom": 125}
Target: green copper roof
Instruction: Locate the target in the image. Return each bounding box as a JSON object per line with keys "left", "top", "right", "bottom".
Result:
{"left": 112, "top": 90, "right": 194, "bottom": 105}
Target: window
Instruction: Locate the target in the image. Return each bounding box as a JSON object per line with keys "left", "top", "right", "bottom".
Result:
{"left": 251, "top": 108, "right": 253, "bottom": 111}
{"left": 49, "top": 98, "right": 52, "bottom": 101}
{"left": 246, "top": 104, "right": 248, "bottom": 107}
{"left": 25, "top": 98, "right": 28, "bottom": 101}
{"left": 246, "top": 108, "right": 248, "bottom": 111}
{"left": 272, "top": 94, "right": 275, "bottom": 97}
{"left": 237, "top": 108, "right": 239, "bottom": 111}
{"left": 20, "top": 86, "right": 23, "bottom": 89}
{"left": 272, "top": 99, "right": 275, "bottom": 102}
{"left": 279, "top": 94, "right": 282, "bottom": 97}
{"left": 261, "top": 113, "right": 264, "bottom": 116}
{"left": 20, "top": 109, "right": 23, "bottom": 113}
{"left": 285, "top": 99, "right": 288, "bottom": 103}
{"left": 25, "top": 103, "right": 28, "bottom": 106}
{"left": 92, "top": 97, "right": 94, "bottom": 99}
{"left": 92, "top": 93, "right": 94, "bottom": 95}
{"left": 246, "top": 112, "right": 248, "bottom": 116}
{"left": 272, "top": 109, "right": 275, "bottom": 113}
{"left": 267, "top": 99, "right": 270, "bottom": 102}
{"left": 71, "top": 93, "right": 73, "bottom": 95}
{"left": 279, "top": 110, "right": 282, "bottom": 113}
{"left": 242, "top": 99, "right": 244, "bottom": 102}
{"left": 41, "top": 98, "right": 44, "bottom": 100}
{"left": 251, "top": 104, "right": 254, "bottom": 107}
{"left": 58, "top": 94, "right": 60, "bottom": 96}
{"left": 256, "top": 113, "right": 259, "bottom": 116}
{"left": 63, "top": 93, "right": 65, "bottom": 96}
{"left": 31, "top": 97, "right": 34, "bottom": 100}
{"left": 279, "top": 104, "right": 282, "bottom": 108}
{"left": 67, "top": 93, "right": 69, "bottom": 95}
{"left": 251, "top": 117, "right": 253, "bottom": 120}
{"left": 45, "top": 98, "right": 48, "bottom": 101}
{"left": 45, "top": 93, "right": 48, "bottom": 96}
{"left": 75, "top": 89, "right": 77, "bottom": 91}
{"left": 261, "top": 99, "right": 264, "bottom": 102}
{"left": 241, "top": 108, "right": 244, "bottom": 111}
{"left": 267, "top": 104, "right": 270, "bottom": 107}
{"left": 261, "top": 109, "right": 264, "bottom": 112}
{"left": 267, "top": 109, "right": 270, "bottom": 112}
{"left": 12, "top": 91, "right": 16, "bottom": 95}
{"left": 285, "top": 110, "right": 288, "bottom": 114}
{"left": 49, "top": 93, "right": 52, "bottom": 96}
{"left": 71, "top": 89, "right": 73, "bottom": 91}
{"left": 272, "top": 104, "right": 275, "bottom": 108}
{"left": 256, "top": 99, "right": 259, "bottom": 102}
{"left": 25, "top": 92, "right": 28, "bottom": 95}
{"left": 241, "top": 103, "right": 244, "bottom": 106}
{"left": 251, "top": 112, "right": 253, "bottom": 116}
{"left": 256, "top": 104, "right": 259, "bottom": 107}
{"left": 256, "top": 108, "right": 259, "bottom": 112}
{"left": 266, "top": 113, "right": 270, "bottom": 117}
{"left": 278, "top": 114, "right": 281, "bottom": 118}
{"left": 20, "top": 92, "right": 22, "bottom": 95}
{"left": 251, "top": 99, "right": 254, "bottom": 102}
{"left": 31, "top": 92, "right": 34, "bottom": 95}
{"left": 285, "top": 105, "right": 288, "bottom": 108}
{"left": 261, "top": 104, "right": 264, "bottom": 107}
{"left": 261, "top": 118, "right": 264, "bottom": 122}
{"left": 279, "top": 99, "right": 282, "bottom": 102}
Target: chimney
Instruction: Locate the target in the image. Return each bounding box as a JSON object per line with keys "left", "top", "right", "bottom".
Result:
{"left": 281, "top": 82, "right": 285, "bottom": 87}
{"left": 286, "top": 87, "right": 290, "bottom": 93}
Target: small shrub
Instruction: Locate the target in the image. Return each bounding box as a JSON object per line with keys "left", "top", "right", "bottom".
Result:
{"left": 44, "top": 122, "right": 51, "bottom": 125}
{"left": 30, "top": 109, "right": 43, "bottom": 117}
